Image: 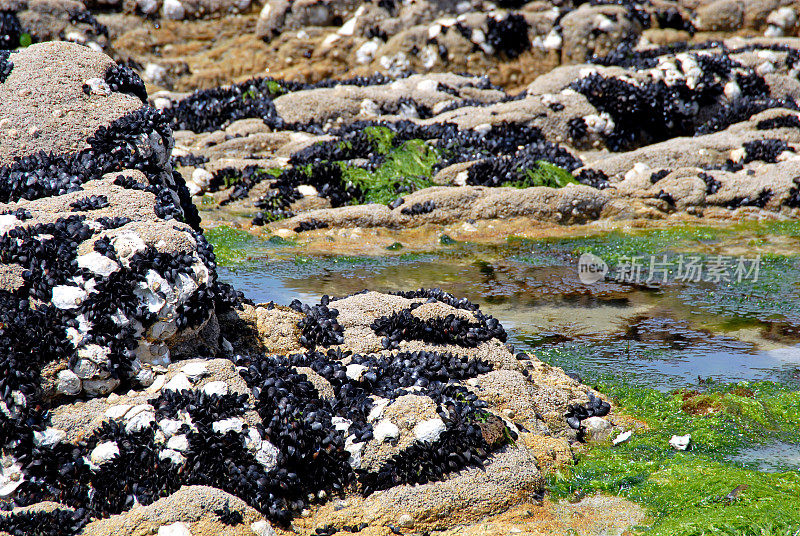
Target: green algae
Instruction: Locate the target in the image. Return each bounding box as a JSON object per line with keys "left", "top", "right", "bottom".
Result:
{"left": 509, "top": 222, "right": 800, "bottom": 324}
{"left": 363, "top": 125, "right": 397, "bottom": 154}
{"left": 204, "top": 225, "right": 292, "bottom": 266}
{"left": 511, "top": 161, "right": 579, "bottom": 189}
{"left": 547, "top": 380, "right": 800, "bottom": 535}
{"left": 341, "top": 139, "right": 438, "bottom": 204}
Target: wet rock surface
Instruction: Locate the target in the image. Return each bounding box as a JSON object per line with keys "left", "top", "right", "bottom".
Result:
{"left": 0, "top": 41, "right": 627, "bottom": 536}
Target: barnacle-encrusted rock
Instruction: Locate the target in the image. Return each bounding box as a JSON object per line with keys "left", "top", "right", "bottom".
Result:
{"left": 0, "top": 42, "right": 225, "bottom": 404}
{"left": 163, "top": 38, "right": 800, "bottom": 234}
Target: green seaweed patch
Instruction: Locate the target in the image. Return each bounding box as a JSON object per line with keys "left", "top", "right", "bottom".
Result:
{"left": 242, "top": 80, "right": 285, "bottom": 100}
{"left": 572, "top": 226, "right": 727, "bottom": 265}
{"left": 364, "top": 125, "right": 397, "bottom": 155}
{"left": 204, "top": 225, "right": 290, "bottom": 266}
{"left": 439, "top": 234, "right": 457, "bottom": 246}
{"left": 548, "top": 379, "right": 800, "bottom": 535}
{"left": 508, "top": 161, "right": 579, "bottom": 189}
{"left": 677, "top": 254, "right": 800, "bottom": 324}
{"left": 265, "top": 80, "right": 286, "bottom": 97}
{"left": 342, "top": 139, "right": 438, "bottom": 204}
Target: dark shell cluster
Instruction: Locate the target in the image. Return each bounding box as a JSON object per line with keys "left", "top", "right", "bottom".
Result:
{"left": 565, "top": 392, "right": 611, "bottom": 431}
{"left": 0, "top": 331, "right": 513, "bottom": 532}
{"left": 290, "top": 296, "right": 346, "bottom": 349}
{"left": 400, "top": 200, "right": 435, "bottom": 216}
{"left": 205, "top": 118, "right": 586, "bottom": 226}
{"left": 0, "top": 49, "right": 12, "bottom": 82}
{"left": 0, "top": 11, "right": 23, "bottom": 51}
{"left": 0, "top": 61, "right": 253, "bottom": 531}
{"left": 576, "top": 43, "right": 796, "bottom": 150}
{"left": 372, "top": 306, "right": 506, "bottom": 350}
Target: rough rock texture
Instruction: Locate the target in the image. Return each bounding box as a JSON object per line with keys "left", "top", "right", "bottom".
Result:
{"left": 147, "top": 39, "right": 800, "bottom": 236}
{"left": 0, "top": 42, "right": 228, "bottom": 402}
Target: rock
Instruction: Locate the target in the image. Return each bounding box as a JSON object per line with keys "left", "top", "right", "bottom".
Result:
{"left": 669, "top": 434, "right": 691, "bottom": 450}
{"left": 212, "top": 417, "right": 245, "bottom": 434}
{"left": 32, "top": 428, "right": 66, "bottom": 448}
{"left": 696, "top": 0, "right": 744, "bottom": 31}
{"left": 582, "top": 416, "right": 613, "bottom": 443}
{"left": 373, "top": 420, "right": 400, "bottom": 443}
{"left": 412, "top": 418, "right": 446, "bottom": 443}
{"left": 559, "top": 5, "right": 643, "bottom": 64}
{"left": 613, "top": 430, "right": 633, "bottom": 446}
{"left": 125, "top": 410, "right": 156, "bottom": 433}
{"left": 157, "top": 522, "right": 192, "bottom": 536}
{"left": 251, "top": 520, "right": 277, "bottom": 536}
{"left": 0, "top": 457, "right": 24, "bottom": 497}
{"left": 200, "top": 380, "right": 229, "bottom": 396}
{"left": 164, "top": 373, "right": 193, "bottom": 392}
{"left": 0, "top": 42, "right": 225, "bottom": 402}
{"left": 90, "top": 441, "right": 120, "bottom": 466}
{"left": 345, "top": 363, "right": 368, "bottom": 381}
{"left": 180, "top": 361, "right": 209, "bottom": 381}
{"left": 82, "top": 486, "right": 261, "bottom": 535}
{"left": 56, "top": 370, "right": 82, "bottom": 396}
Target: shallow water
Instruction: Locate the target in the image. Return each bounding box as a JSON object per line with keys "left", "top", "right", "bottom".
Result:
{"left": 214, "top": 221, "right": 800, "bottom": 392}
{"left": 731, "top": 441, "right": 800, "bottom": 472}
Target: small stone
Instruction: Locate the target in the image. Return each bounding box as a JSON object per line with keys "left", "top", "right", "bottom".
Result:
{"left": 77, "top": 252, "right": 119, "bottom": 277}
{"left": 373, "top": 420, "right": 400, "bottom": 443}
{"left": 126, "top": 411, "right": 156, "bottom": 434}
{"left": 669, "top": 434, "right": 691, "bottom": 450}
{"left": 158, "top": 449, "right": 186, "bottom": 466}
{"left": 0, "top": 459, "right": 23, "bottom": 497}
{"left": 201, "top": 381, "right": 229, "bottom": 397}
{"left": 251, "top": 520, "right": 276, "bottom": 536}
{"left": 167, "top": 434, "right": 189, "bottom": 452}
{"left": 297, "top": 184, "right": 319, "bottom": 197}
{"left": 90, "top": 441, "right": 120, "bottom": 466}
{"left": 212, "top": 417, "right": 245, "bottom": 435}
{"left": 147, "top": 374, "right": 167, "bottom": 393}
{"left": 345, "top": 364, "right": 368, "bottom": 381}
{"left": 159, "top": 419, "right": 184, "bottom": 438}
{"left": 412, "top": 418, "right": 446, "bottom": 443}
{"left": 161, "top": 0, "right": 185, "bottom": 20}
{"left": 164, "top": 373, "right": 192, "bottom": 392}
{"left": 73, "top": 358, "right": 98, "bottom": 379}
{"left": 52, "top": 285, "right": 88, "bottom": 310}
{"left": 83, "top": 378, "right": 120, "bottom": 396}
{"left": 158, "top": 522, "right": 192, "bottom": 536}
{"left": 105, "top": 404, "right": 133, "bottom": 420}
{"left": 83, "top": 77, "right": 111, "bottom": 96}
{"left": 331, "top": 416, "right": 351, "bottom": 432}
{"left": 582, "top": 417, "right": 613, "bottom": 443}
{"left": 181, "top": 362, "right": 209, "bottom": 382}
{"left": 397, "top": 514, "right": 413, "bottom": 527}
{"left": 613, "top": 430, "right": 633, "bottom": 445}
{"left": 56, "top": 370, "right": 82, "bottom": 396}
{"left": 136, "top": 367, "right": 156, "bottom": 387}
{"left": 33, "top": 428, "right": 66, "bottom": 449}
{"left": 255, "top": 440, "right": 279, "bottom": 470}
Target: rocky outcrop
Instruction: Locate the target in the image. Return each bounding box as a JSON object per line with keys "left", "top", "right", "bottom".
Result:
{"left": 0, "top": 0, "right": 108, "bottom": 51}
{"left": 154, "top": 39, "right": 800, "bottom": 235}
{"left": 0, "top": 42, "right": 231, "bottom": 403}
